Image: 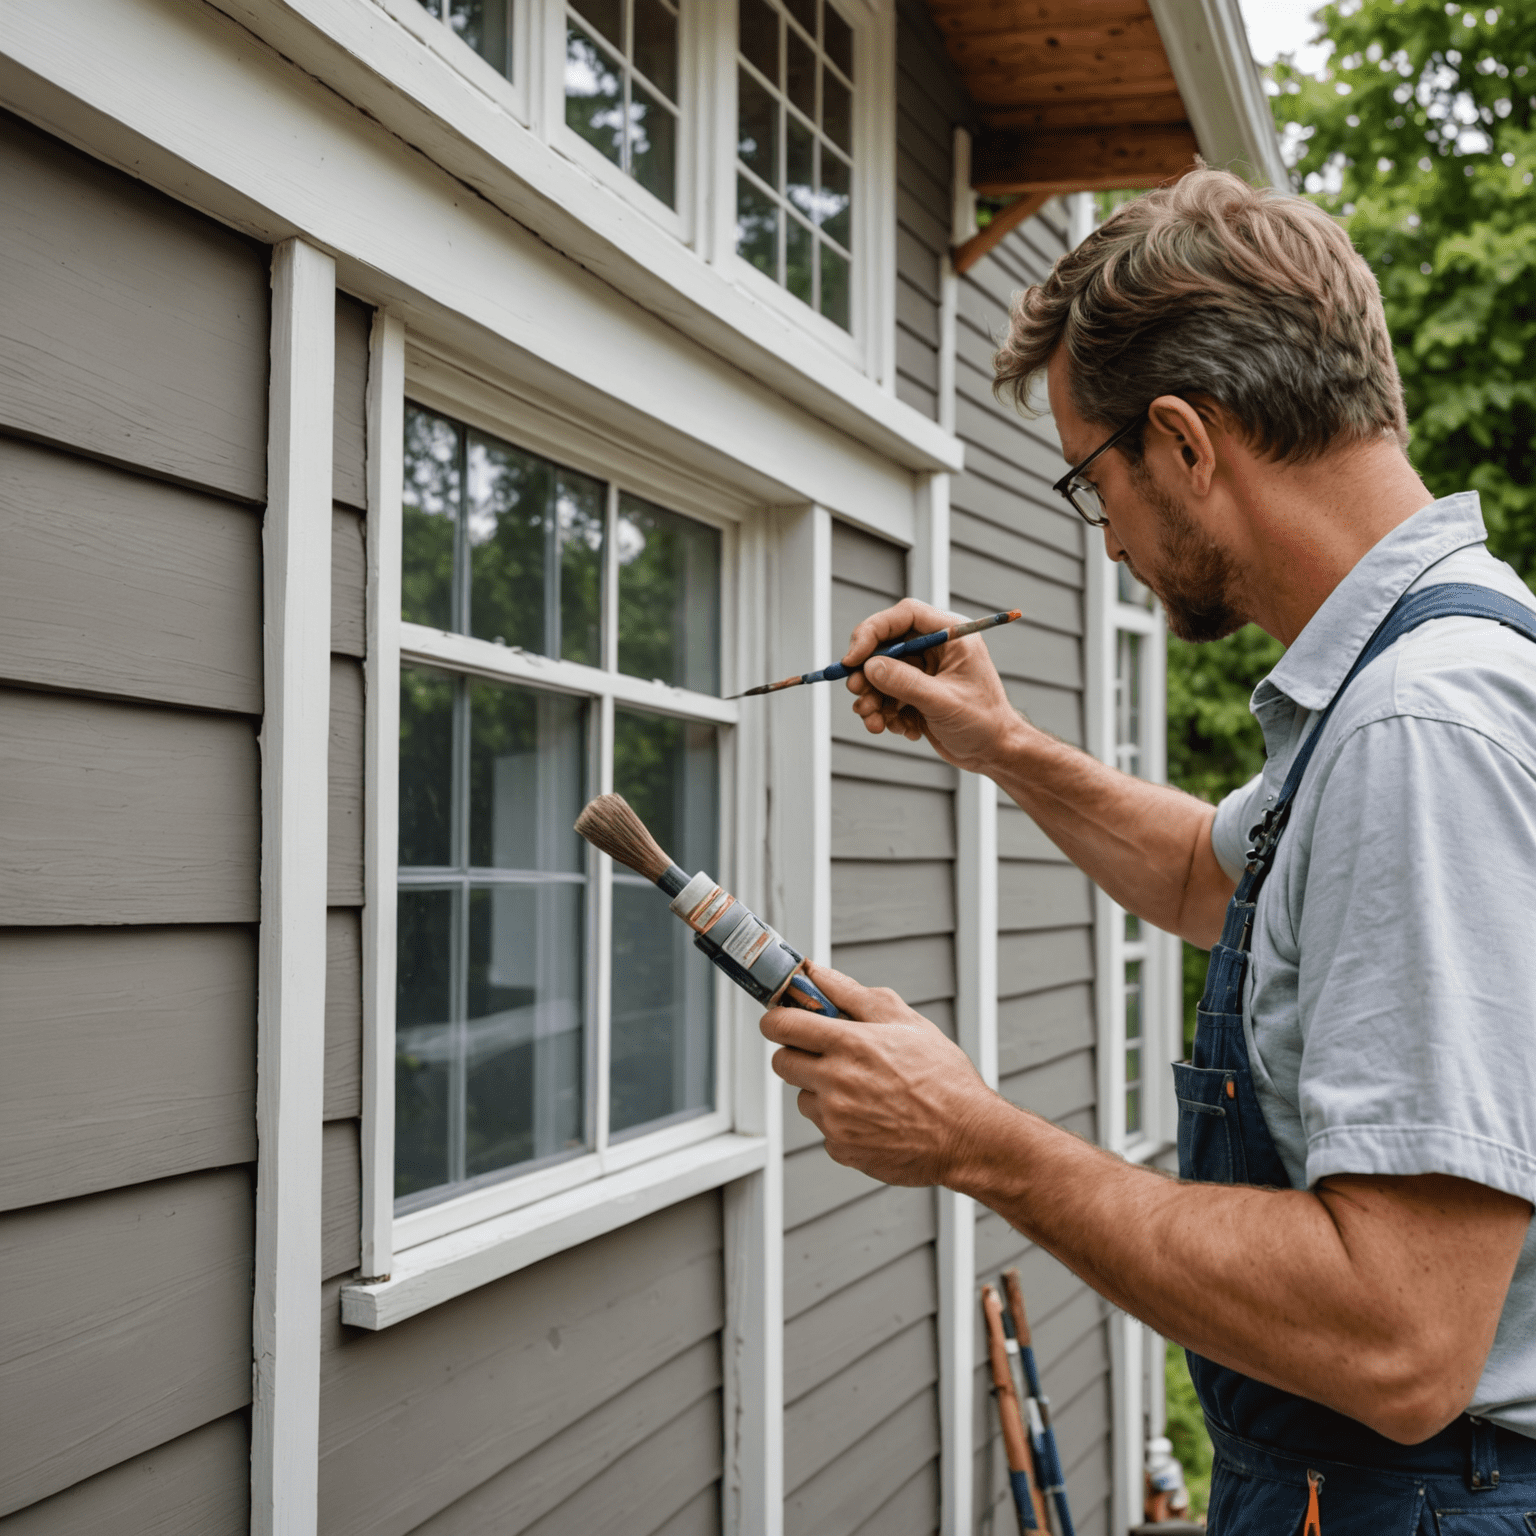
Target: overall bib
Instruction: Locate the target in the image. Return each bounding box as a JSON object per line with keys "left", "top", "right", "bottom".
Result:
{"left": 1177, "top": 584, "right": 1536, "bottom": 1534}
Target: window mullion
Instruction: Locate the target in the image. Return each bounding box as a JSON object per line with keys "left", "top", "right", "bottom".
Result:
{"left": 594, "top": 691, "right": 616, "bottom": 1158}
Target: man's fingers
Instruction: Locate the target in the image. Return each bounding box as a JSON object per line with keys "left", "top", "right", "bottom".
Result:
{"left": 760, "top": 1000, "right": 845, "bottom": 1053}
{"left": 842, "top": 599, "right": 955, "bottom": 667}
{"left": 771, "top": 1045, "right": 825, "bottom": 1090}
{"left": 863, "top": 655, "right": 953, "bottom": 718}
{"left": 801, "top": 961, "right": 887, "bottom": 1018}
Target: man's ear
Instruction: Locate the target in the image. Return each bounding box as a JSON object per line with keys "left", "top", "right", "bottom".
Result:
{"left": 1145, "top": 394, "right": 1216, "bottom": 494}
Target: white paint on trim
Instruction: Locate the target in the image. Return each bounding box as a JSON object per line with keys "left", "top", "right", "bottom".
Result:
{"left": 340, "top": 1132, "right": 769, "bottom": 1328}
{"left": 360, "top": 308, "right": 404, "bottom": 1283}
{"left": 253, "top": 238, "right": 335, "bottom": 1536}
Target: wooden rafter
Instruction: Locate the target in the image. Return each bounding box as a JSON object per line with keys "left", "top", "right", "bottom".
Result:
{"left": 972, "top": 124, "right": 1199, "bottom": 196}
{"left": 951, "top": 191, "right": 1052, "bottom": 275}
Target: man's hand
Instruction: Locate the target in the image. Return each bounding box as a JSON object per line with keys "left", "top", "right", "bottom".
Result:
{"left": 760, "top": 962, "right": 1000, "bottom": 1186}
{"left": 843, "top": 598, "right": 1026, "bottom": 773}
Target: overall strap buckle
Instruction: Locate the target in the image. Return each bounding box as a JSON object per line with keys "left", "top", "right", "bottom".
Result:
{"left": 1246, "top": 803, "right": 1292, "bottom": 874}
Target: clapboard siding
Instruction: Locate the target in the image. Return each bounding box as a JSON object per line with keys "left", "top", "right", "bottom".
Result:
{"left": 0, "top": 689, "right": 260, "bottom": 926}
{"left": 0, "top": 927, "right": 256, "bottom": 1211}
{"left": 0, "top": 112, "right": 268, "bottom": 502}
{"left": 852, "top": 1459, "right": 941, "bottom": 1536}
{"left": 0, "top": 1415, "right": 249, "bottom": 1536}
{"left": 410, "top": 1338, "right": 721, "bottom": 1535}
{"left": 334, "top": 294, "right": 371, "bottom": 510}
{"left": 330, "top": 655, "right": 366, "bottom": 905}
{"left": 831, "top": 933, "right": 955, "bottom": 1005}
{"left": 956, "top": 209, "right": 1114, "bottom": 1534}
{"left": 333, "top": 507, "right": 368, "bottom": 656}
{"left": 0, "top": 1170, "right": 254, "bottom": 1516}
{"left": 323, "top": 1119, "right": 362, "bottom": 1280}
{"left": 832, "top": 780, "right": 956, "bottom": 859}
{"left": 326, "top": 908, "right": 364, "bottom": 1119}
{"left": 831, "top": 859, "right": 955, "bottom": 942}
{"left": 0, "top": 437, "right": 263, "bottom": 713}
{"left": 785, "top": 1182, "right": 937, "bottom": 1315}
{"left": 319, "top": 1194, "right": 723, "bottom": 1536}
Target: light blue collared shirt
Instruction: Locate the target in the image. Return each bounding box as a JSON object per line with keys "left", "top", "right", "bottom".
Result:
{"left": 1210, "top": 492, "right": 1536, "bottom": 1437}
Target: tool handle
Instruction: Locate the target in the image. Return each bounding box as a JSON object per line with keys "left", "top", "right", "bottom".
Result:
{"left": 781, "top": 971, "right": 841, "bottom": 1017}
{"left": 815, "top": 632, "right": 925, "bottom": 684}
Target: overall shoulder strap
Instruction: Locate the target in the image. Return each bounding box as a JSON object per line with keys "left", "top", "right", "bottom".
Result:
{"left": 1241, "top": 583, "right": 1536, "bottom": 882}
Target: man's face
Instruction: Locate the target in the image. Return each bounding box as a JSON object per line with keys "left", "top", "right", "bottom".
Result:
{"left": 1046, "top": 349, "right": 1246, "bottom": 643}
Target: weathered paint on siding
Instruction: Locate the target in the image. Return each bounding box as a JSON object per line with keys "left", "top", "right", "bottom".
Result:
{"left": 952, "top": 210, "right": 1115, "bottom": 1536}
{"left": 0, "top": 114, "right": 265, "bottom": 1525}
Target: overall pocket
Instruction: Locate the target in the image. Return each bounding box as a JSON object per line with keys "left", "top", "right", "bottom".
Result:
{"left": 1173, "top": 1062, "right": 1242, "bottom": 1183}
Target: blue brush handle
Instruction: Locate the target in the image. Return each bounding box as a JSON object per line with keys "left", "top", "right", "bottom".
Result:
{"left": 782, "top": 972, "right": 841, "bottom": 1017}
{"left": 1009, "top": 1470, "right": 1039, "bottom": 1529}
{"left": 807, "top": 628, "right": 950, "bottom": 686}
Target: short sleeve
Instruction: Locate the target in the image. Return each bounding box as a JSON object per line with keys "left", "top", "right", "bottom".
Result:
{"left": 1295, "top": 714, "right": 1536, "bottom": 1202}
{"left": 1211, "top": 772, "right": 1266, "bottom": 883}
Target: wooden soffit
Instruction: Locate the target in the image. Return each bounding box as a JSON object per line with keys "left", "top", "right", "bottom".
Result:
{"left": 928, "top": 0, "right": 1201, "bottom": 197}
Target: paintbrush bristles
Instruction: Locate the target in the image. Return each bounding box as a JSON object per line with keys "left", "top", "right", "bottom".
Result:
{"left": 574, "top": 794, "right": 675, "bottom": 882}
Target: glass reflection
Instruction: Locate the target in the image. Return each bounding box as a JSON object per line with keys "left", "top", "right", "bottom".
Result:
{"left": 633, "top": 0, "right": 679, "bottom": 98}
{"left": 786, "top": 27, "right": 816, "bottom": 118}
{"left": 399, "top": 667, "right": 457, "bottom": 869}
{"left": 565, "top": 24, "right": 625, "bottom": 169}
{"left": 611, "top": 711, "right": 718, "bottom": 1136}
{"left": 402, "top": 404, "right": 459, "bottom": 631}
{"left": 617, "top": 496, "right": 722, "bottom": 694}
{"left": 819, "top": 242, "right": 848, "bottom": 327}
{"left": 395, "top": 888, "right": 454, "bottom": 1197}
{"left": 737, "top": 175, "right": 778, "bottom": 275}
{"left": 786, "top": 114, "right": 814, "bottom": 218}
{"left": 820, "top": 146, "right": 850, "bottom": 248}
{"left": 451, "top": 0, "right": 511, "bottom": 75}
{"left": 787, "top": 216, "right": 813, "bottom": 304}
{"left": 737, "top": 67, "right": 778, "bottom": 180}
{"left": 631, "top": 84, "right": 678, "bottom": 208}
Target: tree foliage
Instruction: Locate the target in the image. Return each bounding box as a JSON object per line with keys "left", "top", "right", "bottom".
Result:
{"left": 1272, "top": 0, "right": 1536, "bottom": 583}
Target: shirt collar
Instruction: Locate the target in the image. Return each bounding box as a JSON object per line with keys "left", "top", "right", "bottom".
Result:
{"left": 1256, "top": 491, "right": 1488, "bottom": 714}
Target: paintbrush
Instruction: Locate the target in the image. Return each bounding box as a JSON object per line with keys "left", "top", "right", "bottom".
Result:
{"left": 574, "top": 793, "right": 841, "bottom": 1016}
{"left": 729, "top": 609, "right": 1022, "bottom": 698}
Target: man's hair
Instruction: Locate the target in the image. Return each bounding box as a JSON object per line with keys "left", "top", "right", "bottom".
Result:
{"left": 993, "top": 168, "right": 1408, "bottom": 463}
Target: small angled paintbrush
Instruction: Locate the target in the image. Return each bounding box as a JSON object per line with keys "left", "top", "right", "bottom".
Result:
{"left": 574, "top": 794, "right": 840, "bottom": 1016}
{"left": 730, "top": 609, "right": 1023, "bottom": 698}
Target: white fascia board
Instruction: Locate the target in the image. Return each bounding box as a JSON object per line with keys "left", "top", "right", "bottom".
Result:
{"left": 17, "top": 0, "right": 960, "bottom": 480}
{"left": 341, "top": 1133, "right": 768, "bottom": 1329}
{"left": 1147, "top": 0, "right": 1289, "bottom": 190}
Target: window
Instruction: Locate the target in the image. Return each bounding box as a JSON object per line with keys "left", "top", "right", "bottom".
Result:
{"left": 735, "top": 0, "right": 855, "bottom": 330}
{"left": 415, "top": 0, "right": 515, "bottom": 78}
{"left": 565, "top": 0, "right": 681, "bottom": 207}
{"left": 395, "top": 402, "right": 725, "bottom": 1212}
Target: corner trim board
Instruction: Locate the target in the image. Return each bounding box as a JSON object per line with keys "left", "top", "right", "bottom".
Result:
{"left": 252, "top": 238, "right": 336, "bottom": 1536}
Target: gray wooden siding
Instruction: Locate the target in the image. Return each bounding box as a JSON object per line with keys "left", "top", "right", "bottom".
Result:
{"left": 0, "top": 117, "right": 265, "bottom": 1524}
{"left": 781, "top": 519, "right": 948, "bottom": 1536}
{"left": 319, "top": 1194, "right": 723, "bottom": 1536}
{"left": 951, "top": 211, "right": 1114, "bottom": 1536}
{"left": 893, "top": 0, "right": 971, "bottom": 422}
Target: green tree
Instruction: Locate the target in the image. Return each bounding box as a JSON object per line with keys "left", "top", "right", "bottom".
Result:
{"left": 1272, "top": 0, "right": 1536, "bottom": 583}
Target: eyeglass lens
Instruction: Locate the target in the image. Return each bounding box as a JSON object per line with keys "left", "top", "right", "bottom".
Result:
{"left": 1072, "top": 480, "right": 1108, "bottom": 524}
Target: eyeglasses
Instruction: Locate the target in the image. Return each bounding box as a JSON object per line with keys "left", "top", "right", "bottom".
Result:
{"left": 1051, "top": 412, "right": 1148, "bottom": 528}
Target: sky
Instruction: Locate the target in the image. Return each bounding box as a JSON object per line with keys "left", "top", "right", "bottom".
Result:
{"left": 1237, "top": 0, "right": 1333, "bottom": 76}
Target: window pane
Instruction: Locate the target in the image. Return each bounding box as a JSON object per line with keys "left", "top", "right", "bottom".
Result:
{"left": 566, "top": 23, "right": 625, "bottom": 169}
{"left": 630, "top": 83, "right": 678, "bottom": 209}
{"left": 823, "top": 1, "right": 852, "bottom": 78}
{"left": 1125, "top": 1083, "right": 1142, "bottom": 1138}
{"left": 465, "top": 884, "right": 586, "bottom": 1175}
{"left": 399, "top": 667, "right": 457, "bottom": 868}
{"left": 468, "top": 681, "right": 587, "bottom": 871}
{"left": 402, "top": 404, "right": 459, "bottom": 631}
{"left": 572, "top": 0, "right": 622, "bottom": 50}
{"left": 1116, "top": 630, "right": 1143, "bottom": 777}
{"left": 617, "top": 496, "right": 722, "bottom": 694}
{"left": 1125, "top": 959, "right": 1142, "bottom": 1041}
{"left": 820, "top": 144, "right": 850, "bottom": 247}
{"left": 786, "top": 114, "right": 814, "bottom": 215}
{"left": 611, "top": 711, "right": 718, "bottom": 1136}
{"left": 787, "top": 215, "right": 813, "bottom": 305}
{"left": 633, "top": 0, "right": 678, "bottom": 100}
{"left": 396, "top": 888, "right": 455, "bottom": 1197}
{"left": 822, "top": 67, "right": 851, "bottom": 151}
{"left": 1124, "top": 910, "right": 1142, "bottom": 943}
{"left": 736, "top": 175, "right": 779, "bottom": 274}
{"left": 737, "top": 67, "right": 778, "bottom": 181}
{"left": 739, "top": 0, "right": 779, "bottom": 83}
{"left": 784, "top": 0, "right": 815, "bottom": 38}
{"left": 451, "top": 0, "right": 511, "bottom": 76}
{"left": 555, "top": 470, "right": 605, "bottom": 664}
{"left": 786, "top": 27, "right": 816, "bottom": 118}
{"left": 466, "top": 433, "right": 551, "bottom": 652}
{"left": 819, "top": 242, "right": 849, "bottom": 328}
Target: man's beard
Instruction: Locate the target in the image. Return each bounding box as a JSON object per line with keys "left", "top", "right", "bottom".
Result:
{"left": 1125, "top": 469, "right": 1246, "bottom": 642}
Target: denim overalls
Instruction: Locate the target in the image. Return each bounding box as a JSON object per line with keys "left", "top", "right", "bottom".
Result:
{"left": 1177, "top": 584, "right": 1536, "bottom": 1533}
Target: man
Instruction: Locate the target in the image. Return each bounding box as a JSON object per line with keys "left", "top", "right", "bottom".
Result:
{"left": 760, "top": 169, "right": 1536, "bottom": 1529}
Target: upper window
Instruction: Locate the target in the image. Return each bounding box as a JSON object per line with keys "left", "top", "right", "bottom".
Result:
{"left": 415, "top": 0, "right": 515, "bottom": 79}
{"left": 735, "top": 0, "right": 854, "bottom": 330}
{"left": 395, "top": 403, "right": 725, "bottom": 1212}
{"left": 565, "top": 0, "right": 681, "bottom": 208}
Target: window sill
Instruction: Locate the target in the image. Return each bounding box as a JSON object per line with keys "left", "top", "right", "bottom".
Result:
{"left": 340, "top": 1131, "right": 767, "bottom": 1329}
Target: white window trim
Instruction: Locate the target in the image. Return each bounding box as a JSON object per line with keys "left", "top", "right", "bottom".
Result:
{"left": 345, "top": 330, "right": 781, "bottom": 1323}
{"left": 373, "top": 0, "right": 532, "bottom": 124}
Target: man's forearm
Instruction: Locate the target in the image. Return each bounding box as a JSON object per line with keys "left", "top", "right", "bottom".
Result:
{"left": 985, "top": 719, "right": 1231, "bottom": 946}
{"left": 949, "top": 1094, "right": 1513, "bottom": 1444}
